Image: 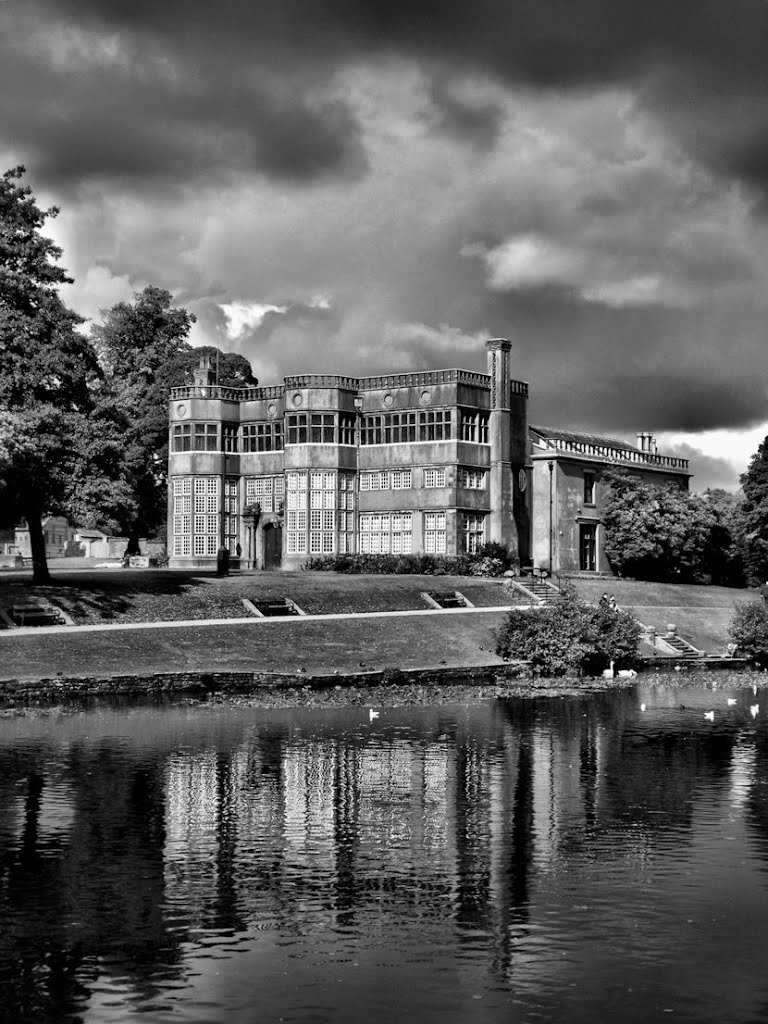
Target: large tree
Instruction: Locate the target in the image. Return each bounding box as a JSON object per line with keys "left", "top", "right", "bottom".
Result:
{"left": 601, "top": 469, "right": 718, "bottom": 583}
{"left": 700, "top": 487, "right": 745, "bottom": 587}
{"left": 92, "top": 289, "right": 256, "bottom": 552}
{"left": 738, "top": 438, "right": 768, "bottom": 587}
{"left": 0, "top": 166, "right": 133, "bottom": 582}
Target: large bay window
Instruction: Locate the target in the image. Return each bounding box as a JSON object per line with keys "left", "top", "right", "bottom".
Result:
{"left": 172, "top": 422, "right": 218, "bottom": 452}
{"left": 242, "top": 421, "right": 283, "bottom": 452}
{"left": 361, "top": 410, "right": 453, "bottom": 444}
{"left": 359, "top": 512, "right": 412, "bottom": 554}
{"left": 172, "top": 476, "right": 239, "bottom": 556}
{"left": 287, "top": 470, "right": 345, "bottom": 555}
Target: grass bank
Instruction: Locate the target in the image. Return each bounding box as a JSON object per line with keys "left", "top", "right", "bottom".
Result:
{"left": 0, "top": 569, "right": 515, "bottom": 625}
{"left": 0, "top": 609, "right": 511, "bottom": 682}
{"left": 568, "top": 577, "right": 760, "bottom": 655}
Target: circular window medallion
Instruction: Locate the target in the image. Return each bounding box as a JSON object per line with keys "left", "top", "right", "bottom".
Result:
{"left": 292, "top": 393, "right": 303, "bottom": 407}
{"left": 267, "top": 403, "right": 277, "bottom": 417}
{"left": 518, "top": 469, "right": 527, "bottom": 492}
{"left": 420, "top": 390, "right": 431, "bottom": 405}
{"left": 176, "top": 403, "right": 186, "bottom": 417}
{"left": 383, "top": 393, "right": 393, "bottom": 407}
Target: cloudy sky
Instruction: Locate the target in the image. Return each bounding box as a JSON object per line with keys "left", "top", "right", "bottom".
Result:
{"left": 4, "top": 0, "right": 768, "bottom": 490}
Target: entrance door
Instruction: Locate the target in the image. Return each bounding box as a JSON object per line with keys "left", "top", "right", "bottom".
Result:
{"left": 579, "top": 524, "right": 597, "bottom": 571}
{"left": 263, "top": 523, "right": 283, "bottom": 570}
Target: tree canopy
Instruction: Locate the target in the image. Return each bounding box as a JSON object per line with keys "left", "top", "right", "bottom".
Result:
{"left": 738, "top": 439, "right": 768, "bottom": 586}
{"left": 0, "top": 166, "right": 133, "bottom": 582}
{"left": 601, "top": 469, "right": 725, "bottom": 583}
{"left": 92, "top": 288, "right": 256, "bottom": 551}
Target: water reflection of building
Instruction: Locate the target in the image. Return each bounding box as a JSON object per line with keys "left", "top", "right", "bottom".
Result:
{"left": 1, "top": 695, "right": 754, "bottom": 1020}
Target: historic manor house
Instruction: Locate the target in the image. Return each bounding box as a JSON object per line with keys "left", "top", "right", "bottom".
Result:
{"left": 168, "top": 340, "right": 690, "bottom": 574}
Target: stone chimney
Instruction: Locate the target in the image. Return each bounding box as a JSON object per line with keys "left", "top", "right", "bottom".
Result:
{"left": 193, "top": 354, "right": 216, "bottom": 387}
{"left": 486, "top": 339, "right": 516, "bottom": 550}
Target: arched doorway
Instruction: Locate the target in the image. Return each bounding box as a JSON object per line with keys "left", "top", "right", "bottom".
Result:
{"left": 262, "top": 522, "right": 283, "bottom": 570}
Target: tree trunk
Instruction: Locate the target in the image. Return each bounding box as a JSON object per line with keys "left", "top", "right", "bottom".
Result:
{"left": 26, "top": 509, "right": 51, "bottom": 584}
{"left": 125, "top": 529, "right": 142, "bottom": 556}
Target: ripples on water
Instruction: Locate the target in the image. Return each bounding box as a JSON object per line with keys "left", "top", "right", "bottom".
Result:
{"left": 2, "top": 683, "right": 768, "bottom": 1022}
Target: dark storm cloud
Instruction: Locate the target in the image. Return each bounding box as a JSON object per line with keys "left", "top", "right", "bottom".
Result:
{"left": 1, "top": 7, "right": 367, "bottom": 188}
{"left": 425, "top": 80, "right": 504, "bottom": 151}
{"left": 9, "top": 0, "right": 768, "bottom": 190}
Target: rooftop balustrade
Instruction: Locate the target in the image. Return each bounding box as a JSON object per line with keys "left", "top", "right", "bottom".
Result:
{"left": 536, "top": 436, "right": 689, "bottom": 471}
{"left": 170, "top": 371, "right": 529, "bottom": 401}
{"left": 170, "top": 385, "right": 284, "bottom": 401}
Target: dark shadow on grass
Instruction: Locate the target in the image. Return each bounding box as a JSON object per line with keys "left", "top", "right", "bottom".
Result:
{"left": 0, "top": 571, "right": 217, "bottom": 623}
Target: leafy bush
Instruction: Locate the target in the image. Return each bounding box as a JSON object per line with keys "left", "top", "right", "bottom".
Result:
{"left": 303, "top": 549, "right": 515, "bottom": 576}
{"left": 729, "top": 602, "right": 768, "bottom": 668}
{"left": 494, "top": 583, "right": 641, "bottom": 676}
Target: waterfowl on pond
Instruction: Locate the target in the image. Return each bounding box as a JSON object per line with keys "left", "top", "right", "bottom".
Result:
{"left": 602, "top": 661, "right": 615, "bottom": 679}
{"left": 369, "top": 709, "right": 380, "bottom": 721}
{"left": 704, "top": 711, "right": 715, "bottom": 722}
{"left": 617, "top": 669, "right": 637, "bottom": 679}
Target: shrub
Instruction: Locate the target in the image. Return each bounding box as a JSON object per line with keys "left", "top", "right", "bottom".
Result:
{"left": 494, "top": 583, "right": 641, "bottom": 677}
{"left": 729, "top": 602, "right": 768, "bottom": 668}
{"left": 303, "top": 550, "right": 515, "bottom": 576}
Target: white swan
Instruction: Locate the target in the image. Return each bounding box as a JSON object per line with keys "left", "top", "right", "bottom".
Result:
{"left": 369, "top": 709, "right": 380, "bottom": 721}
{"left": 704, "top": 710, "right": 715, "bottom": 722}
{"left": 640, "top": 703, "right": 646, "bottom": 712}
{"left": 751, "top": 704, "right": 759, "bottom": 719}
{"left": 727, "top": 698, "right": 738, "bottom": 706}
{"left": 617, "top": 669, "right": 637, "bottom": 679}
{"left": 602, "top": 661, "right": 615, "bottom": 680}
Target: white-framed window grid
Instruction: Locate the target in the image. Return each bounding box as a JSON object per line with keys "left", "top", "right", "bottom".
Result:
{"left": 360, "top": 469, "right": 412, "bottom": 491}
{"left": 460, "top": 512, "right": 486, "bottom": 554}
{"left": 424, "top": 511, "right": 447, "bottom": 554}
{"left": 423, "top": 468, "right": 446, "bottom": 488}
{"left": 338, "top": 472, "right": 356, "bottom": 552}
{"left": 358, "top": 512, "right": 412, "bottom": 554}
{"left": 245, "top": 475, "right": 285, "bottom": 514}
{"left": 458, "top": 467, "right": 486, "bottom": 489}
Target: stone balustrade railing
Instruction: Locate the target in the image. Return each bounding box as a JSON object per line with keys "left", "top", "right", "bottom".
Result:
{"left": 540, "top": 437, "right": 689, "bottom": 471}
{"left": 170, "top": 372, "right": 529, "bottom": 401}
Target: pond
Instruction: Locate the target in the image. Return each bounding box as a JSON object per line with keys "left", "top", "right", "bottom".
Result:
{"left": 2, "top": 681, "right": 768, "bottom": 1023}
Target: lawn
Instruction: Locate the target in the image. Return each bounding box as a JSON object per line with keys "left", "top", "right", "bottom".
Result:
{"left": 568, "top": 577, "right": 759, "bottom": 610}
{"left": 0, "top": 568, "right": 514, "bottom": 625}
{"left": 0, "top": 610, "right": 510, "bottom": 681}
{"left": 567, "top": 577, "right": 761, "bottom": 654}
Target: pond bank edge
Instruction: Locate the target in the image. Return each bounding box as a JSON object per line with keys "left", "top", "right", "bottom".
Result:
{"left": 1, "top": 663, "right": 533, "bottom": 704}
{"left": 1, "top": 658, "right": 758, "bottom": 706}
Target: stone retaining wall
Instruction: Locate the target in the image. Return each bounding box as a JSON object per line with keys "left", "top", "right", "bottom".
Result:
{"left": 0, "top": 662, "right": 527, "bottom": 704}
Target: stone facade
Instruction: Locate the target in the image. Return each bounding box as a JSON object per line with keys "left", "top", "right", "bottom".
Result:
{"left": 168, "top": 339, "right": 530, "bottom": 570}
{"left": 530, "top": 426, "right": 691, "bottom": 574}
{"left": 167, "top": 340, "right": 690, "bottom": 574}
